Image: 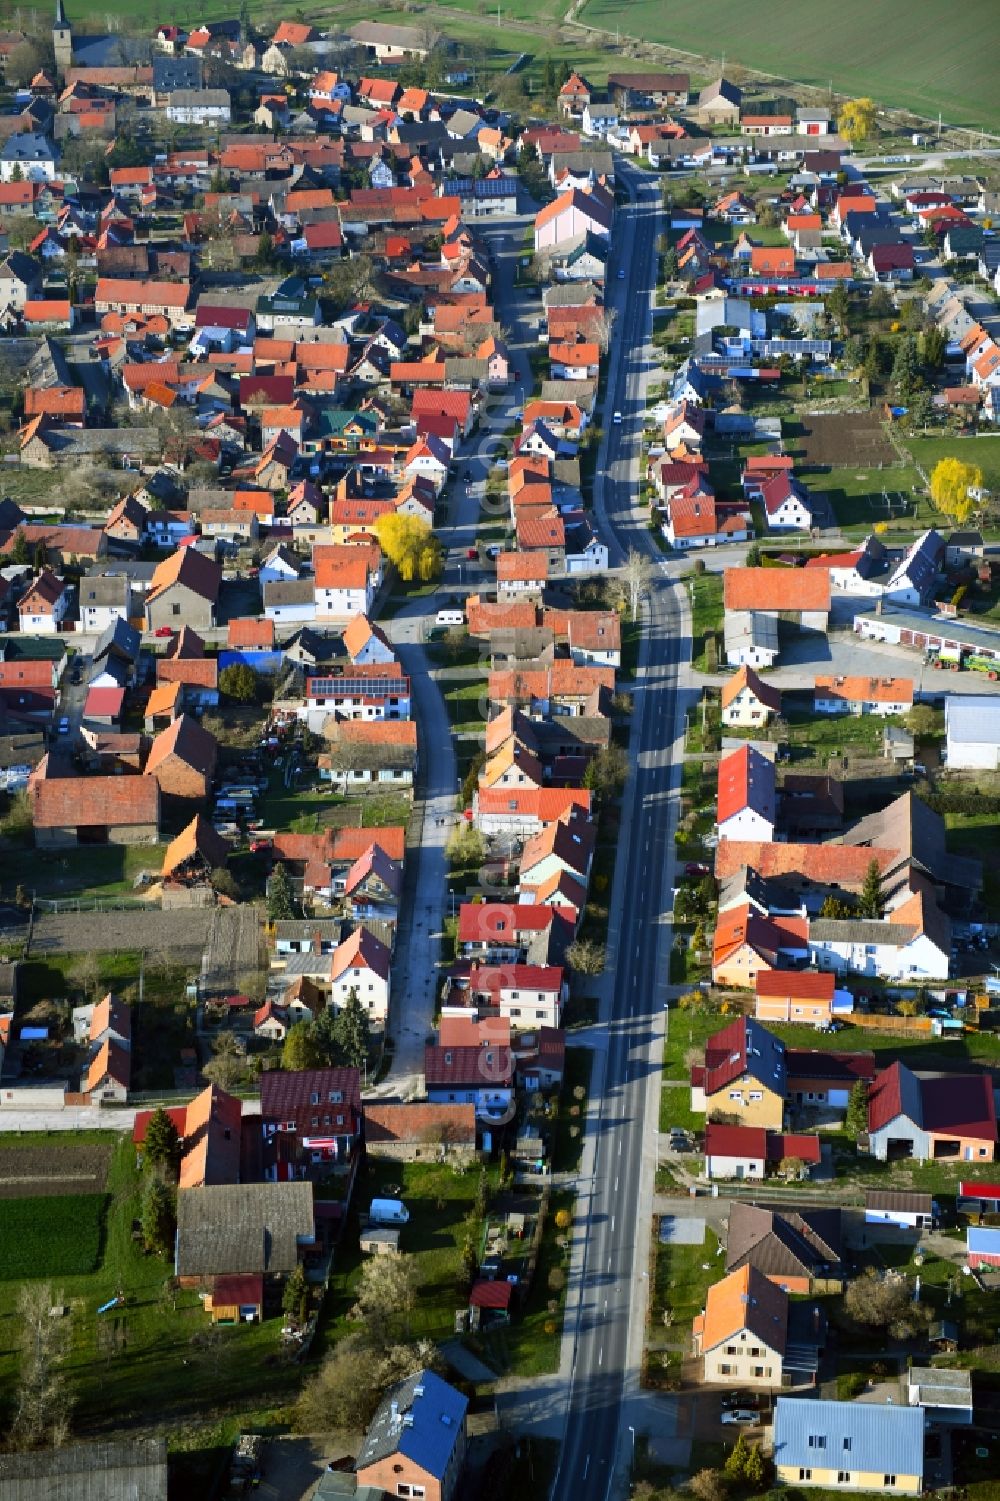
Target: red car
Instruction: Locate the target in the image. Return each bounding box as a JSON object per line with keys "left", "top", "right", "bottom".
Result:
{"left": 154, "top": 626, "right": 175, "bottom": 638}
{"left": 685, "top": 862, "right": 710, "bottom": 878}
{"left": 466, "top": 548, "right": 478, "bottom": 560}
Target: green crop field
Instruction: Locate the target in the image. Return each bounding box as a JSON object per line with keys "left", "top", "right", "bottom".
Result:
{"left": 578, "top": 0, "right": 1000, "bottom": 131}
{"left": 0, "top": 1194, "right": 106, "bottom": 1280}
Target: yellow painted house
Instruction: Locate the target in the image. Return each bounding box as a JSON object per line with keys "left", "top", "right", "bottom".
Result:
{"left": 690, "top": 1016, "right": 786, "bottom": 1129}
{"left": 772, "top": 1397, "right": 923, "bottom": 1494}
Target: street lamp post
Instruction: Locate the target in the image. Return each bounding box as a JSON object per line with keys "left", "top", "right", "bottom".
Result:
{"left": 628, "top": 1425, "right": 636, "bottom": 1490}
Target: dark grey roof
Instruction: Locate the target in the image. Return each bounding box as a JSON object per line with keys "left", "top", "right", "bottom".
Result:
{"left": 264, "top": 579, "right": 315, "bottom": 606}
{"left": 726, "top": 1201, "right": 842, "bottom": 1280}
{"left": 70, "top": 32, "right": 150, "bottom": 66}
{"left": 79, "top": 574, "right": 130, "bottom": 609}
{"left": 152, "top": 55, "right": 202, "bottom": 91}
{"left": 809, "top": 917, "right": 912, "bottom": 947}
{"left": 175, "top": 1181, "right": 315, "bottom": 1277}
{"left": 865, "top": 1190, "right": 933, "bottom": 1213}
{"left": 0, "top": 1439, "right": 167, "bottom": 1501}
{"left": 93, "top": 616, "right": 140, "bottom": 664}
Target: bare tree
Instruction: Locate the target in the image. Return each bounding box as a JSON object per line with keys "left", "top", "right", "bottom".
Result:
{"left": 622, "top": 547, "right": 652, "bottom": 620}
{"left": 12, "top": 1283, "right": 72, "bottom": 1450}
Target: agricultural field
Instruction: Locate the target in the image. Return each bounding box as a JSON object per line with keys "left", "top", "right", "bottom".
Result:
{"left": 0, "top": 1140, "right": 112, "bottom": 1200}
{"left": 0, "top": 1135, "right": 299, "bottom": 1435}
{"left": 0, "top": 1194, "right": 106, "bottom": 1280}
{"left": 578, "top": 0, "right": 1000, "bottom": 130}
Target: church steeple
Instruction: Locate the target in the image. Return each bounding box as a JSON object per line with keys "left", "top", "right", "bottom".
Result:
{"left": 53, "top": 0, "right": 73, "bottom": 75}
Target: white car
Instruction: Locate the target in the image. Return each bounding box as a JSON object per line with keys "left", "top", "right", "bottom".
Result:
{"left": 722, "top": 1410, "right": 759, "bottom": 1426}
{"left": 613, "top": 411, "right": 622, "bottom": 424}
{"left": 57, "top": 717, "right": 70, "bottom": 735}
{"left": 496, "top": 458, "right": 509, "bottom": 470}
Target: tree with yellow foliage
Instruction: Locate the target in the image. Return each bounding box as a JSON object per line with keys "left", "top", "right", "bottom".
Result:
{"left": 929, "top": 457, "right": 983, "bottom": 525}
{"left": 839, "top": 98, "right": 877, "bottom": 147}
{"left": 374, "top": 513, "right": 442, "bottom": 583}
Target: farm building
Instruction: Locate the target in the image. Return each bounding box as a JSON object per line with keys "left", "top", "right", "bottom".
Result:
{"left": 864, "top": 1190, "right": 934, "bottom": 1230}
{"left": 0, "top": 1439, "right": 168, "bottom": 1500}
{"left": 945, "top": 696, "right": 1000, "bottom": 770}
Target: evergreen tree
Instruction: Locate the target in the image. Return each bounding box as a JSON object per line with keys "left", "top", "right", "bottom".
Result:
{"left": 143, "top": 1107, "right": 181, "bottom": 1177}
{"left": 282, "top": 1020, "right": 326, "bottom": 1072}
{"left": 141, "top": 1176, "right": 176, "bottom": 1256}
{"left": 845, "top": 1078, "right": 869, "bottom": 1139}
{"left": 282, "top": 1263, "right": 308, "bottom": 1323}
{"left": 890, "top": 335, "right": 920, "bottom": 400}
{"left": 267, "top": 862, "right": 297, "bottom": 922}
{"left": 10, "top": 529, "right": 29, "bottom": 565}
{"left": 858, "top": 858, "right": 882, "bottom": 919}
{"left": 334, "top": 986, "right": 370, "bottom": 1073}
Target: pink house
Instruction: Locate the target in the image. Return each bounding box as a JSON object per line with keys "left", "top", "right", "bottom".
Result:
{"left": 533, "top": 188, "right": 613, "bottom": 252}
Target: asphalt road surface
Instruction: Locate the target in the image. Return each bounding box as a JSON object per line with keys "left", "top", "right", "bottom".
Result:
{"left": 553, "top": 166, "right": 687, "bottom": 1498}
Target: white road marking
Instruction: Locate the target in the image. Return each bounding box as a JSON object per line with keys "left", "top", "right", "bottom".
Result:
{"left": 584, "top": 1456, "right": 590, "bottom": 1480}
{"left": 615, "top": 1176, "right": 619, "bottom": 1192}
{"left": 611, "top": 1215, "right": 616, "bottom": 1233}
{"left": 598, "top": 1346, "right": 603, "bottom": 1367}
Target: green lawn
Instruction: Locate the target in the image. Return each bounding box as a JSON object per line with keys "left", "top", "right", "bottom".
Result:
{"left": 659, "top": 1083, "right": 702, "bottom": 1135}
{"left": 443, "top": 677, "right": 488, "bottom": 730}
{"left": 578, "top": 0, "right": 1000, "bottom": 129}
{"left": 801, "top": 464, "right": 929, "bottom": 536}
{"left": 687, "top": 572, "right": 724, "bottom": 674}
{"left": 324, "top": 1157, "right": 489, "bottom": 1347}
{"left": 7, "top": 844, "right": 168, "bottom": 904}
{"left": 0, "top": 1138, "right": 300, "bottom": 1437}
{"left": 904, "top": 435, "right": 1000, "bottom": 495}
{"left": 651, "top": 1220, "right": 718, "bottom": 1328}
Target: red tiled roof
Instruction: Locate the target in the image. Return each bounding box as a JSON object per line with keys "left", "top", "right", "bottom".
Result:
{"left": 424, "top": 1042, "right": 513, "bottom": 1087}
{"left": 755, "top": 971, "right": 835, "bottom": 1001}
{"left": 724, "top": 567, "right": 831, "bottom": 612}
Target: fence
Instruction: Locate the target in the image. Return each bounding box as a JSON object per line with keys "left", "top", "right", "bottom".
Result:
{"left": 846, "top": 1013, "right": 934, "bottom": 1037}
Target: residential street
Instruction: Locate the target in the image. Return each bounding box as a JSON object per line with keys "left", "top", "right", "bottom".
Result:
{"left": 551, "top": 162, "right": 692, "bottom": 1501}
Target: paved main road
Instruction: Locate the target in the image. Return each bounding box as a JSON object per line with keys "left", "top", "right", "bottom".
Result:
{"left": 552, "top": 164, "right": 691, "bottom": 1499}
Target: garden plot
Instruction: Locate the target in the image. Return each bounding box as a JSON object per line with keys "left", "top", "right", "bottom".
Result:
{"left": 798, "top": 412, "right": 897, "bottom": 471}
{"left": 0, "top": 1141, "right": 112, "bottom": 1199}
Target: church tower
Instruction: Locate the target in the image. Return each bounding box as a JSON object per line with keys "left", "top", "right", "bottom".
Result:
{"left": 53, "top": 0, "right": 73, "bottom": 75}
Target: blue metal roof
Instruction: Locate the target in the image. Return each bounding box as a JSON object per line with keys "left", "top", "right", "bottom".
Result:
{"left": 357, "top": 1370, "right": 467, "bottom": 1480}
{"left": 773, "top": 1398, "right": 923, "bottom": 1481}
{"left": 968, "top": 1226, "right": 1000, "bottom": 1251}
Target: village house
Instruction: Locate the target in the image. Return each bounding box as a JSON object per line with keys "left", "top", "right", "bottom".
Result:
{"left": 355, "top": 1370, "right": 468, "bottom": 1501}
{"left": 772, "top": 1398, "right": 923, "bottom": 1494}
{"left": 721, "top": 666, "right": 782, "bottom": 728}
{"left": 690, "top": 1016, "right": 786, "bottom": 1128}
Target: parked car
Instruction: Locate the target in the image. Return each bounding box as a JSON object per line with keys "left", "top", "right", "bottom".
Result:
{"left": 617, "top": 268, "right": 625, "bottom": 279}
{"left": 57, "top": 717, "right": 70, "bottom": 734}
{"left": 722, "top": 1392, "right": 762, "bottom": 1410}
{"left": 154, "top": 625, "right": 175, "bottom": 639}
{"left": 684, "top": 862, "right": 709, "bottom": 878}
{"left": 722, "top": 1410, "right": 759, "bottom": 1425}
